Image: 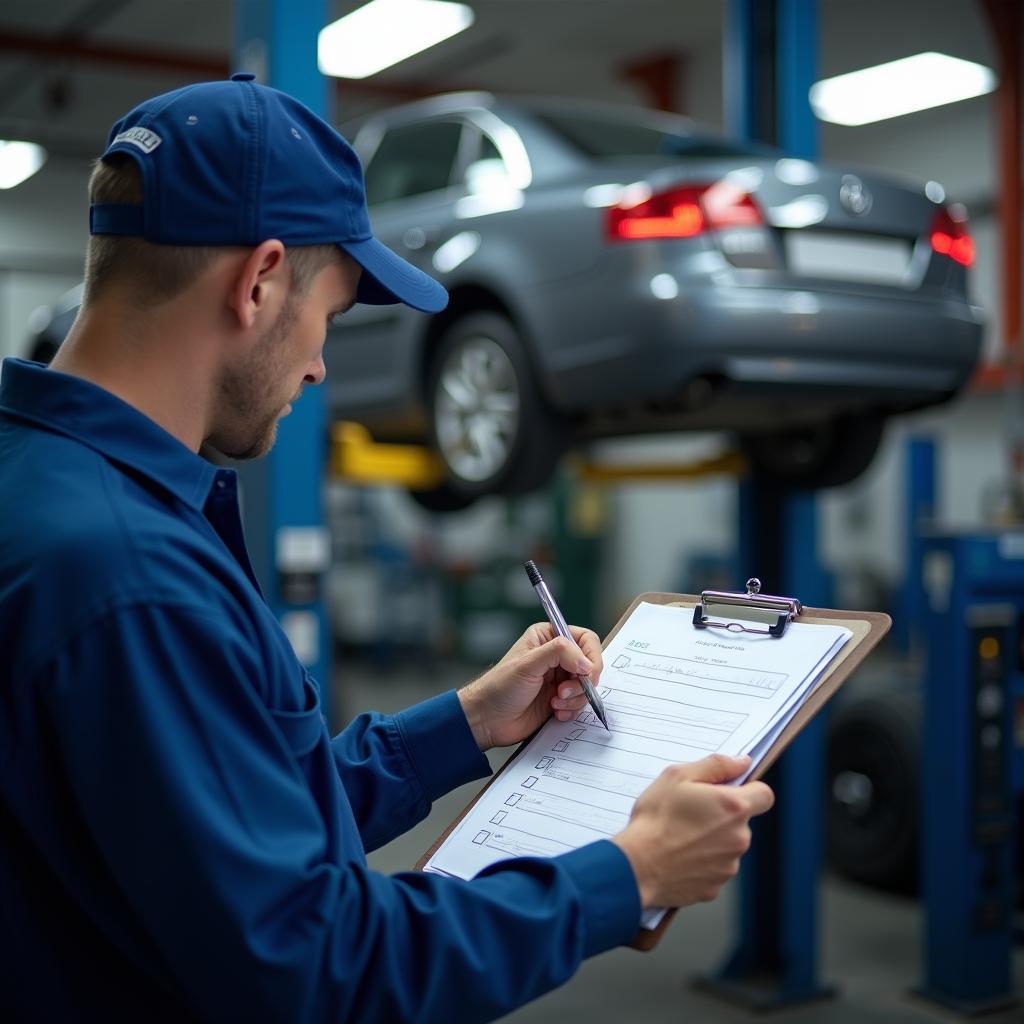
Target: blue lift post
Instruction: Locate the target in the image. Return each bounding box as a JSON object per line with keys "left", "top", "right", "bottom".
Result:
{"left": 233, "top": 0, "right": 334, "bottom": 721}
{"left": 698, "top": 0, "right": 836, "bottom": 1009}
{"left": 895, "top": 437, "right": 938, "bottom": 659}
{"left": 918, "top": 530, "right": 1022, "bottom": 1014}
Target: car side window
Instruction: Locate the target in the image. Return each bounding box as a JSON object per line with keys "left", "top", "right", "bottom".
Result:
{"left": 363, "top": 121, "right": 464, "bottom": 206}
{"left": 463, "top": 132, "right": 511, "bottom": 193}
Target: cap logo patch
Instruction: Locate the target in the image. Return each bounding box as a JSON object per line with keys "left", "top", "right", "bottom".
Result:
{"left": 112, "top": 127, "right": 162, "bottom": 154}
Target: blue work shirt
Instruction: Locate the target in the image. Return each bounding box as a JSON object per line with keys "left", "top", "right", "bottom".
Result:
{"left": 0, "top": 358, "right": 641, "bottom": 1023}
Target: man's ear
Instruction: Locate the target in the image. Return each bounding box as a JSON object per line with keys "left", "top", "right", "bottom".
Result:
{"left": 229, "top": 240, "right": 288, "bottom": 330}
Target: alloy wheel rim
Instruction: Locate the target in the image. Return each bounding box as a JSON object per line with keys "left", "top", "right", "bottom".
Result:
{"left": 435, "top": 335, "right": 520, "bottom": 483}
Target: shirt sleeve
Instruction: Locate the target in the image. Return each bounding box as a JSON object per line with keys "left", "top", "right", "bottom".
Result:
{"left": 41, "top": 601, "right": 642, "bottom": 1023}
{"left": 330, "top": 690, "right": 491, "bottom": 851}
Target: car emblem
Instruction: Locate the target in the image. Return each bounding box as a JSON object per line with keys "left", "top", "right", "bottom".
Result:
{"left": 839, "top": 175, "right": 872, "bottom": 216}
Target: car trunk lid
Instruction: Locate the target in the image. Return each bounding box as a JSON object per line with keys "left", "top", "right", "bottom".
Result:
{"left": 596, "top": 155, "right": 971, "bottom": 293}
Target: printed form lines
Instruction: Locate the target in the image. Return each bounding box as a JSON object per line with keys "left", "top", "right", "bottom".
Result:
{"left": 574, "top": 735, "right": 712, "bottom": 759}
{"left": 611, "top": 651, "right": 787, "bottom": 696}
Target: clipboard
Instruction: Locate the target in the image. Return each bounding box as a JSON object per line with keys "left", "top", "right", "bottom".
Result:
{"left": 417, "top": 583, "right": 891, "bottom": 952}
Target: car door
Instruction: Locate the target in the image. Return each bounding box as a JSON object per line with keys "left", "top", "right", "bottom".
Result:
{"left": 327, "top": 118, "right": 469, "bottom": 430}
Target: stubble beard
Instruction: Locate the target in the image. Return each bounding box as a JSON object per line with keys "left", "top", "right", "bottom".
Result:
{"left": 213, "top": 294, "right": 301, "bottom": 461}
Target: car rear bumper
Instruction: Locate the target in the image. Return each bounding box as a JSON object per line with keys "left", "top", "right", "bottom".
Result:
{"left": 537, "top": 272, "right": 984, "bottom": 431}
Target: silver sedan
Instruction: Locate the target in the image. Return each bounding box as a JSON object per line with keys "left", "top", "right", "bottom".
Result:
{"left": 326, "top": 93, "right": 981, "bottom": 509}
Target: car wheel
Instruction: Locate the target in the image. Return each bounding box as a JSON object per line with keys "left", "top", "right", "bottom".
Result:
{"left": 426, "top": 312, "right": 565, "bottom": 500}
{"left": 825, "top": 689, "right": 921, "bottom": 893}
{"left": 741, "top": 413, "right": 886, "bottom": 489}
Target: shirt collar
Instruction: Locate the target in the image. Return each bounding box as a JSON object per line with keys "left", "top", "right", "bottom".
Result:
{"left": 0, "top": 358, "right": 225, "bottom": 510}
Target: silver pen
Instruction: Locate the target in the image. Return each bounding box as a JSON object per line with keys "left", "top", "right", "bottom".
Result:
{"left": 523, "top": 560, "right": 610, "bottom": 731}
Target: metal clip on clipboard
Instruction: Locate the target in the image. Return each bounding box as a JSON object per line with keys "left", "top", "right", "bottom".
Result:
{"left": 692, "top": 578, "right": 802, "bottom": 638}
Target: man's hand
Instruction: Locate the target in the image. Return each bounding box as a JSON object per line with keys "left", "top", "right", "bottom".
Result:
{"left": 458, "top": 623, "right": 603, "bottom": 750}
{"left": 612, "top": 754, "right": 774, "bottom": 909}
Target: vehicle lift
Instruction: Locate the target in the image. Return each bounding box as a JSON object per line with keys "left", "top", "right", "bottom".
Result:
{"left": 329, "top": 0, "right": 845, "bottom": 1008}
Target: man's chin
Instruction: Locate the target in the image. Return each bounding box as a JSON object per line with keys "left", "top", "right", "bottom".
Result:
{"left": 206, "top": 424, "right": 278, "bottom": 462}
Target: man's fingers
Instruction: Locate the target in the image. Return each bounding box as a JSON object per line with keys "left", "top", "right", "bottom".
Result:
{"left": 678, "top": 753, "right": 751, "bottom": 785}
{"left": 551, "top": 693, "right": 588, "bottom": 714}
{"left": 568, "top": 625, "right": 603, "bottom": 678}
{"left": 739, "top": 780, "right": 775, "bottom": 816}
{"left": 522, "top": 635, "right": 593, "bottom": 677}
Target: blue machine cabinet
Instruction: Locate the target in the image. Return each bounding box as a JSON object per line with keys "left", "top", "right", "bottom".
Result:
{"left": 918, "top": 530, "right": 1023, "bottom": 1014}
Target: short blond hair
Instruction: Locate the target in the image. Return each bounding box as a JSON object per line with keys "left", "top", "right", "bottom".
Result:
{"left": 84, "top": 154, "right": 344, "bottom": 307}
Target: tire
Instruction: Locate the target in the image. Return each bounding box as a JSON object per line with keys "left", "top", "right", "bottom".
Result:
{"left": 741, "top": 413, "right": 886, "bottom": 489}
{"left": 407, "top": 481, "right": 479, "bottom": 513}
{"left": 425, "top": 312, "right": 565, "bottom": 500}
{"left": 825, "top": 689, "right": 921, "bottom": 893}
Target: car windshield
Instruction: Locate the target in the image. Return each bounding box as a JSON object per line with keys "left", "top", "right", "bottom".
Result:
{"left": 534, "top": 111, "right": 777, "bottom": 160}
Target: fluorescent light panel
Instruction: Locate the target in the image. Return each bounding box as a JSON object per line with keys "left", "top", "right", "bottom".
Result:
{"left": 0, "top": 140, "right": 47, "bottom": 189}
{"left": 810, "top": 52, "right": 996, "bottom": 126}
{"left": 319, "top": 0, "right": 474, "bottom": 79}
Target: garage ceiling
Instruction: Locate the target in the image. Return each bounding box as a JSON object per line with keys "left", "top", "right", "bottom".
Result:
{"left": 0, "top": 0, "right": 995, "bottom": 176}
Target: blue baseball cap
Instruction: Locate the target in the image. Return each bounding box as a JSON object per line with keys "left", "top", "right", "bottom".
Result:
{"left": 89, "top": 72, "right": 448, "bottom": 314}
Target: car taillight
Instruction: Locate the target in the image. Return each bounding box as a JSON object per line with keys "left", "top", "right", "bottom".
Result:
{"left": 607, "top": 182, "right": 764, "bottom": 241}
{"left": 929, "top": 204, "right": 974, "bottom": 266}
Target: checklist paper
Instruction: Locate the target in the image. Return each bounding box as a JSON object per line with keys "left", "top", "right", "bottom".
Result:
{"left": 425, "top": 601, "right": 851, "bottom": 928}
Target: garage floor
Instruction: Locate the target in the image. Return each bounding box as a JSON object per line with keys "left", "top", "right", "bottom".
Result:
{"left": 335, "top": 661, "right": 1024, "bottom": 1024}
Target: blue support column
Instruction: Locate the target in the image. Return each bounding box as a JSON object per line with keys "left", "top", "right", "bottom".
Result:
{"left": 703, "top": 479, "right": 833, "bottom": 1008}
{"left": 776, "top": 0, "right": 819, "bottom": 159}
{"left": 896, "top": 437, "right": 937, "bottom": 658}
{"left": 698, "top": 0, "right": 833, "bottom": 1009}
{"left": 233, "top": 0, "right": 334, "bottom": 721}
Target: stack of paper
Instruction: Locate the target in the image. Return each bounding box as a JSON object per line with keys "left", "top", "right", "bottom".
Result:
{"left": 425, "top": 602, "right": 851, "bottom": 927}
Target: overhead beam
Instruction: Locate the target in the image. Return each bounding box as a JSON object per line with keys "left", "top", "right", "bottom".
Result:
{"left": 0, "top": 28, "right": 229, "bottom": 78}
{"left": 0, "top": 28, "right": 471, "bottom": 102}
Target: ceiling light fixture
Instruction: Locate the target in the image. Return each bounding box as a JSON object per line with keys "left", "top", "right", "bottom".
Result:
{"left": 0, "top": 140, "right": 47, "bottom": 189}
{"left": 318, "top": 0, "right": 475, "bottom": 79}
{"left": 810, "top": 52, "right": 996, "bottom": 126}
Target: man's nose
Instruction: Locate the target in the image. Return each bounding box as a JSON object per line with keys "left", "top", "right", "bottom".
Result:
{"left": 304, "top": 356, "right": 326, "bottom": 386}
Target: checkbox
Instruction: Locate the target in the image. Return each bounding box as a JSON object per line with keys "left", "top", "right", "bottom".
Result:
{"left": 490, "top": 810, "right": 507, "bottom": 824}
{"left": 473, "top": 830, "right": 490, "bottom": 845}
{"left": 506, "top": 793, "right": 522, "bottom": 806}
{"left": 536, "top": 756, "right": 553, "bottom": 769}
{"left": 523, "top": 776, "right": 538, "bottom": 788}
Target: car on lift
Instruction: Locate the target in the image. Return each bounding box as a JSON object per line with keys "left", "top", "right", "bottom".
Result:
{"left": 26, "top": 94, "right": 983, "bottom": 510}
{"left": 329, "top": 92, "right": 982, "bottom": 509}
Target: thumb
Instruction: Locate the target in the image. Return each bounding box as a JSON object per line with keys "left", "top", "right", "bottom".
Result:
{"left": 519, "top": 635, "right": 592, "bottom": 678}
{"left": 678, "top": 753, "right": 751, "bottom": 784}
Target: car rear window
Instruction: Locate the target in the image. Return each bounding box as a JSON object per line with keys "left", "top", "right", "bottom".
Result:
{"left": 364, "top": 120, "right": 464, "bottom": 205}
{"left": 535, "top": 111, "right": 772, "bottom": 160}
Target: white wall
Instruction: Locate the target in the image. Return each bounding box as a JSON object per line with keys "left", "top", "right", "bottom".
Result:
{"left": 0, "top": 156, "right": 91, "bottom": 360}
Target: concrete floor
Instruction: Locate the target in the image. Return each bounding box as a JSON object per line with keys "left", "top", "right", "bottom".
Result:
{"left": 335, "top": 660, "right": 1024, "bottom": 1024}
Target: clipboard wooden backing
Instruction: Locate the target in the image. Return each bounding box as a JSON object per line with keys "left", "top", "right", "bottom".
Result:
{"left": 417, "top": 592, "right": 891, "bottom": 952}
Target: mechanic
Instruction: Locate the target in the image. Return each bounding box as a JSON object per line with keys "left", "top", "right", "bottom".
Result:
{"left": 0, "top": 75, "right": 773, "bottom": 1023}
